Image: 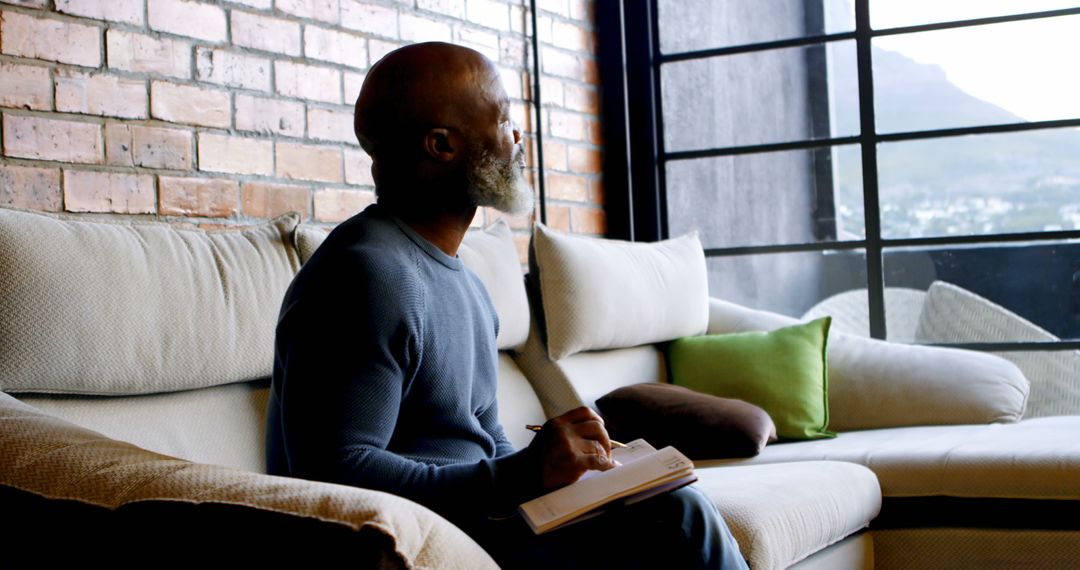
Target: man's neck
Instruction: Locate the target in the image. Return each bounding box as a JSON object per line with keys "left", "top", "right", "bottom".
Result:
{"left": 391, "top": 204, "right": 478, "bottom": 257}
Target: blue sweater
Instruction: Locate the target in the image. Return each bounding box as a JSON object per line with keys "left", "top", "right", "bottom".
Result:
{"left": 266, "top": 203, "right": 540, "bottom": 519}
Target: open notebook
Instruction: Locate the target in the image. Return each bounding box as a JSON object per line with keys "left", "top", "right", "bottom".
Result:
{"left": 518, "top": 439, "right": 697, "bottom": 534}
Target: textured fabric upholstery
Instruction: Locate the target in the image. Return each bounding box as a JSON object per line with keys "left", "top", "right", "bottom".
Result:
{"left": 697, "top": 416, "right": 1080, "bottom": 500}
{"left": 916, "top": 280, "right": 1080, "bottom": 418}
{"left": 874, "top": 528, "right": 1080, "bottom": 570}
{"left": 529, "top": 222, "right": 709, "bottom": 360}
{"left": 0, "top": 392, "right": 499, "bottom": 569}
{"left": 708, "top": 297, "right": 1030, "bottom": 430}
{"left": 0, "top": 207, "right": 301, "bottom": 395}
{"left": 494, "top": 354, "right": 546, "bottom": 450}
{"left": 694, "top": 461, "right": 881, "bottom": 570}
{"left": 16, "top": 380, "right": 271, "bottom": 473}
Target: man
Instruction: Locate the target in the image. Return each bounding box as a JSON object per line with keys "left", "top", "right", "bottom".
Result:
{"left": 266, "top": 42, "right": 747, "bottom": 569}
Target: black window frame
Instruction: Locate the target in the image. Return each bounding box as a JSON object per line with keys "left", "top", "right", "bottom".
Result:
{"left": 597, "top": 0, "right": 1080, "bottom": 351}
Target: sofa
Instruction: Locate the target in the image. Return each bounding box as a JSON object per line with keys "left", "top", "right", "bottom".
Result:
{"left": 1, "top": 204, "right": 1077, "bottom": 568}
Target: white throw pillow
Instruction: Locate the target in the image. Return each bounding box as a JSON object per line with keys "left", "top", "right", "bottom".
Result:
{"left": 530, "top": 223, "right": 709, "bottom": 361}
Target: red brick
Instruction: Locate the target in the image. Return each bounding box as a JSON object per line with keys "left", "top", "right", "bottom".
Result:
{"left": 105, "top": 123, "right": 192, "bottom": 170}
{"left": 314, "top": 188, "right": 373, "bottom": 222}
{"left": 0, "top": 62, "right": 50, "bottom": 111}
{"left": 564, "top": 83, "right": 599, "bottom": 114}
{"left": 418, "top": 0, "right": 463, "bottom": 18}
{"left": 308, "top": 106, "right": 356, "bottom": 144}
{"left": 148, "top": 0, "right": 226, "bottom": 43}
{"left": 570, "top": 205, "right": 605, "bottom": 235}
{"left": 305, "top": 25, "right": 367, "bottom": 69}
{"left": 583, "top": 58, "right": 599, "bottom": 84}
{"left": 541, "top": 47, "right": 582, "bottom": 79}
{"left": 537, "top": 0, "right": 568, "bottom": 17}
{"left": 64, "top": 170, "right": 156, "bottom": 214}
{"left": 344, "top": 148, "right": 374, "bottom": 186}
{"left": 540, "top": 76, "right": 564, "bottom": 106}
{"left": 466, "top": 0, "right": 509, "bottom": 30}
{"left": 568, "top": 145, "right": 601, "bottom": 174}
{"left": 241, "top": 182, "right": 310, "bottom": 219}
{"left": 588, "top": 178, "right": 604, "bottom": 204}
{"left": 509, "top": 5, "right": 525, "bottom": 34}
{"left": 275, "top": 61, "right": 341, "bottom": 104}
{"left": 399, "top": 14, "right": 452, "bottom": 43}
{"left": 3, "top": 114, "right": 102, "bottom": 164}
{"left": 56, "top": 0, "right": 143, "bottom": 25}
{"left": 341, "top": 1, "right": 398, "bottom": 38}
{"left": 0, "top": 12, "right": 101, "bottom": 67}
{"left": 457, "top": 26, "right": 499, "bottom": 62}
{"left": 569, "top": 0, "right": 591, "bottom": 22}
{"left": 551, "top": 21, "right": 588, "bottom": 52}
{"left": 107, "top": 30, "right": 190, "bottom": 79}
{"left": 198, "top": 133, "right": 273, "bottom": 176}
{"left": 0, "top": 164, "right": 61, "bottom": 211}
{"left": 343, "top": 71, "right": 366, "bottom": 106}
{"left": 151, "top": 81, "right": 230, "bottom": 128}
{"left": 369, "top": 39, "right": 400, "bottom": 64}
{"left": 548, "top": 110, "right": 586, "bottom": 141}
{"left": 587, "top": 117, "right": 603, "bottom": 145}
{"left": 499, "top": 34, "right": 526, "bottom": 67}
{"left": 196, "top": 48, "right": 271, "bottom": 92}
{"left": 231, "top": 11, "right": 301, "bottom": 56}
{"left": 513, "top": 232, "right": 529, "bottom": 265}
{"left": 543, "top": 140, "right": 567, "bottom": 171}
{"left": 159, "top": 176, "right": 238, "bottom": 217}
{"left": 55, "top": 71, "right": 148, "bottom": 119}
{"left": 234, "top": 94, "right": 304, "bottom": 137}
{"left": 277, "top": 0, "right": 340, "bottom": 24}
{"left": 546, "top": 172, "right": 588, "bottom": 202}
{"left": 546, "top": 203, "right": 570, "bottom": 232}
{"left": 276, "top": 142, "right": 342, "bottom": 183}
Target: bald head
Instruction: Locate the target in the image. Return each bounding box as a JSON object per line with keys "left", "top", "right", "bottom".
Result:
{"left": 355, "top": 42, "right": 501, "bottom": 161}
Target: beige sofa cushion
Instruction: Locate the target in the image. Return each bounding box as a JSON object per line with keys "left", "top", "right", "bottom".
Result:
{"left": 694, "top": 461, "right": 881, "bottom": 570}
{"left": 0, "top": 207, "right": 301, "bottom": 395}
{"left": 916, "top": 280, "right": 1080, "bottom": 418}
{"left": 0, "top": 392, "right": 497, "bottom": 569}
{"left": 700, "top": 416, "right": 1080, "bottom": 500}
{"left": 530, "top": 222, "right": 708, "bottom": 360}
{"left": 295, "top": 218, "right": 530, "bottom": 351}
{"left": 708, "top": 298, "right": 1029, "bottom": 430}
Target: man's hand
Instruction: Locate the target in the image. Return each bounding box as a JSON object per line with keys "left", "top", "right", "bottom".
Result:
{"left": 532, "top": 406, "right": 616, "bottom": 491}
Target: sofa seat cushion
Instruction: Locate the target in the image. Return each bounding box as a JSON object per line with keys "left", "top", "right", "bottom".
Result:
{"left": 0, "top": 391, "right": 498, "bottom": 569}
{"left": 15, "top": 380, "right": 271, "bottom": 473}
{"left": 693, "top": 461, "right": 881, "bottom": 570}
{"left": 699, "top": 417, "right": 1080, "bottom": 500}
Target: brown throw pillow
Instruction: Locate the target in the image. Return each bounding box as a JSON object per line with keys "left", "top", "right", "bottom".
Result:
{"left": 595, "top": 383, "right": 778, "bottom": 459}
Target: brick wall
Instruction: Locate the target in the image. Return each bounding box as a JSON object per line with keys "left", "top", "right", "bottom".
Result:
{"left": 0, "top": 0, "right": 603, "bottom": 262}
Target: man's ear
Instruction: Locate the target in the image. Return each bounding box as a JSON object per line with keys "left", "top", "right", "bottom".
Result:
{"left": 422, "top": 127, "right": 459, "bottom": 162}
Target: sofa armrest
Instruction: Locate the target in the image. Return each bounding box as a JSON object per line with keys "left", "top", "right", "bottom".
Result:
{"left": 0, "top": 392, "right": 497, "bottom": 569}
{"left": 707, "top": 298, "right": 1030, "bottom": 431}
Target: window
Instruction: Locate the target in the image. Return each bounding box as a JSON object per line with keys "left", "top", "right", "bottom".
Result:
{"left": 598, "top": 0, "right": 1080, "bottom": 409}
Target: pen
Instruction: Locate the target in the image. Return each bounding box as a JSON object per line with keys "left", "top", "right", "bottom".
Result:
{"left": 525, "top": 424, "right": 627, "bottom": 448}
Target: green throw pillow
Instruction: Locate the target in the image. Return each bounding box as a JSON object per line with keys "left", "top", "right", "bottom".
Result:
{"left": 667, "top": 317, "right": 835, "bottom": 441}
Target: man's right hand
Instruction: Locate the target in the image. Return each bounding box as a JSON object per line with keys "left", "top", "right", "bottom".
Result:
{"left": 532, "top": 406, "right": 616, "bottom": 491}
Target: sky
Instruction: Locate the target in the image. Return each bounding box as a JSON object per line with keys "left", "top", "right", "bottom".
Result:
{"left": 867, "top": 0, "right": 1080, "bottom": 122}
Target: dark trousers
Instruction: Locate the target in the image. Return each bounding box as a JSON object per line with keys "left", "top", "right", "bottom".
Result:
{"left": 457, "top": 485, "right": 749, "bottom": 569}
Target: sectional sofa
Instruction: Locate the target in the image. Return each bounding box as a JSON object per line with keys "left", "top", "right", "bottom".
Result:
{"left": 1, "top": 205, "right": 1078, "bottom": 568}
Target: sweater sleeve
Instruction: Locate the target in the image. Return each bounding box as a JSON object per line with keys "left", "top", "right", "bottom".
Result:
{"left": 270, "top": 254, "right": 542, "bottom": 520}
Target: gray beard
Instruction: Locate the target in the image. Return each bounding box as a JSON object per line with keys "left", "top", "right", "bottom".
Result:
{"left": 465, "top": 144, "right": 534, "bottom": 215}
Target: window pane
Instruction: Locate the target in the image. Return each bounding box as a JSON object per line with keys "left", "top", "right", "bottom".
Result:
{"left": 667, "top": 145, "right": 864, "bottom": 248}
{"left": 657, "top": 0, "right": 854, "bottom": 54}
{"left": 870, "top": 0, "right": 1080, "bottom": 29}
{"left": 883, "top": 241, "right": 1080, "bottom": 342}
{"left": 661, "top": 41, "right": 858, "bottom": 152}
{"left": 873, "top": 15, "right": 1080, "bottom": 133}
{"left": 706, "top": 249, "right": 867, "bottom": 319}
{"left": 877, "top": 129, "right": 1080, "bottom": 239}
